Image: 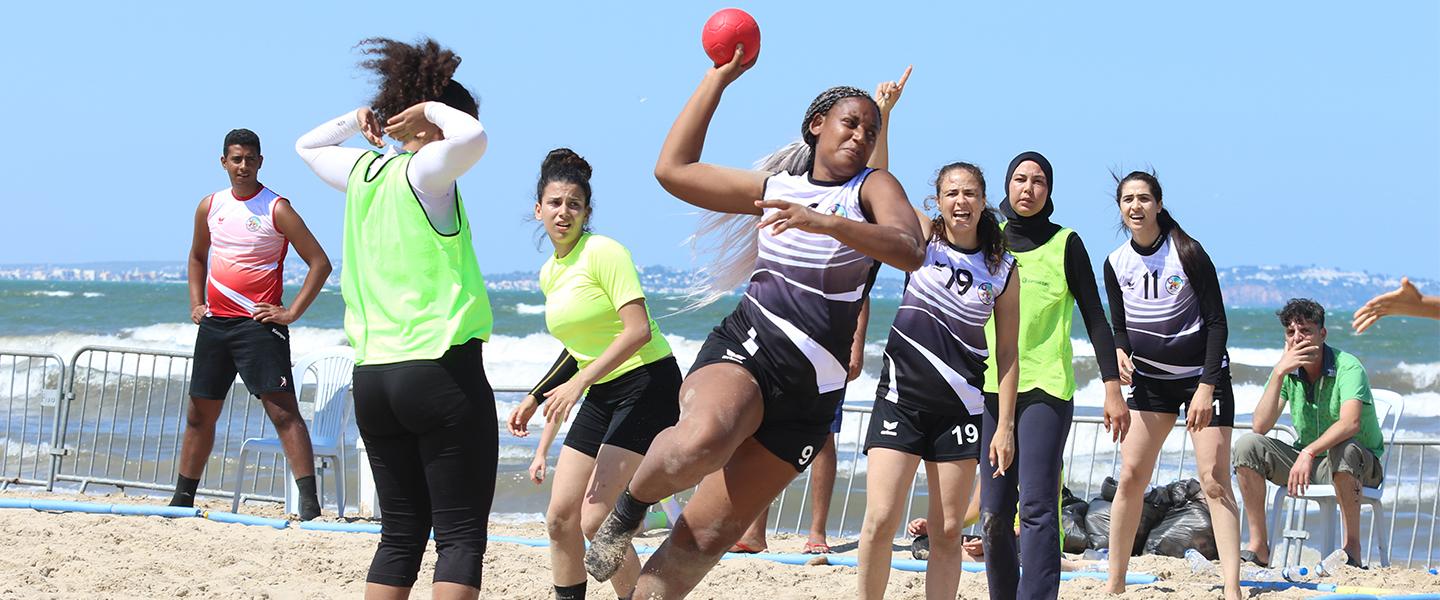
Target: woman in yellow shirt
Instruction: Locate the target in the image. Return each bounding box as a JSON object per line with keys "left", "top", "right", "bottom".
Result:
{"left": 506, "top": 148, "right": 681, "bottom": 600}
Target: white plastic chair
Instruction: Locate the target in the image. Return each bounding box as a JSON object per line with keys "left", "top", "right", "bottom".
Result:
{"left": 231, "top": 348, "right": 355, "bottom": 517}
{"left": 1270, "top": 389, "right": 1402, "bottom": 567}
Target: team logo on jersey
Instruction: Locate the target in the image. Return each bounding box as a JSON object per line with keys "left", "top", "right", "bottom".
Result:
{"left": 977, "top": 282, "right": 996, "bottom": 306}
{"left": 880, "top": 420, "right": 899, "bottom": 436}
{"left": 245, "top": 216, "right": 262, "bottom": 232}
{"left": 826, "top": 203, "right": 847, "bottom": 218}
{"left": 1166, "top": 275, "right": 1184, "bottom": 295}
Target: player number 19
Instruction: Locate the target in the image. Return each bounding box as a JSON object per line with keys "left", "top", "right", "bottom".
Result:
{"left": 952, "top": 423, "right": 979, "bottom": 444}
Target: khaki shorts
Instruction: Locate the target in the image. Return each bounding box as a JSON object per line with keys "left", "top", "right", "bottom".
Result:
{"left": 1233, "top": 433, "right": 1383, "bottom": 488}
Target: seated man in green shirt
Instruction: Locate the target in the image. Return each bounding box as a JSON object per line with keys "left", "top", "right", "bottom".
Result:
{"left": 1234, "top": 298, "right": 1384, "bottom": 568}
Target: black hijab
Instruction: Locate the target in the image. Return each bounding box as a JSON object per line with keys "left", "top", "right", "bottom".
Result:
{"left": 999, "top": 151, "right": 1061, "bottom": 251}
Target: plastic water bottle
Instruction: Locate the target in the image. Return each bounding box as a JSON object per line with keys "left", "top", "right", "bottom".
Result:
{"left": 1429, "top": 567, "right": 1438, "bottom": 576}
{"left": 1185, "top": 549, "right": 1215, "bottom": 575}
{"left": 643, "top": 509, "right": 669, "bottom": 531}
{"left": 1241, "top": 564, "right": 1309, "bottom": 583}
{"left": 1316, "top": 549, "right": 1348, "bottom": 577}
{"left": 1082, "top": 548, "right": 1108, "bottom": 560}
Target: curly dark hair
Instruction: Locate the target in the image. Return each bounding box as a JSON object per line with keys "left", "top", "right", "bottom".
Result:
{"left": 357, "top": 37, "right": 478, "bottom": 124}
{"left": 1278, "top": 298, "right": 1326, "bottom": 329}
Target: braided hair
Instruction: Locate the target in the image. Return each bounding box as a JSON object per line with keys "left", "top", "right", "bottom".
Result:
{"left": 684, "top": 87, "right": 879, "bottom": 310}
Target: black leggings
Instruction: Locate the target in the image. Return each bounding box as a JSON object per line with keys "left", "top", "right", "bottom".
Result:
{"left": 979, "top": 391, "right": 1073, "bottom": 600}
{"left": 353, "top": 339, "right": 497, "bottom": 589}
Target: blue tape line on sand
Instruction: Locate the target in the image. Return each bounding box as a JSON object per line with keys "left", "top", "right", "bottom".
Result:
{"left": 202, "top": 510, "right": 290, "bottom": 529}
{"left": 0, "top": 498, "right": 33, "bottom": 509}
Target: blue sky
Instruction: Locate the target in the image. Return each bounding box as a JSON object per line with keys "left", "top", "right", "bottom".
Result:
{"left": 4, "top": 2, "right": 1437, "bottom": 279}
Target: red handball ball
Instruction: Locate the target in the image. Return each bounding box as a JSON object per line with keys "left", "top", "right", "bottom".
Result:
{"left": 701, "top": 8, "right": 760, "bottom": 67}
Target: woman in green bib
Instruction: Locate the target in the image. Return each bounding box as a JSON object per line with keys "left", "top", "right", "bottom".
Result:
{"left": 505, "top": 149, "right": 682, "bottom": 600}
{"left": 295, "top": 37, "right": 494, "bottom": 599}
{"left": 978, "top": 151, "right": 1127, "bottom": 600}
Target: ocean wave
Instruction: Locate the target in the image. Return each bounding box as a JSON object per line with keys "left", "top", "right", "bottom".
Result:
{"left": 489, "top": 512, "right": 546, "bottom": 524}
{"left": 513, "top": 303, "right": 546, "bottom": 315}
{"left": 0, "top": 322, "right": 349, "bottom": 377}
{"left": 26, "top": 290, "right": 74, "bottom": 298}
{"left": 82, "top": 292, "right": 104, "bottom": 298}
{"left": 1228, "top": 347, "right": 1283, "bottom": 369}
{"left": 1397, "top": 361, "right": 1440, "bottom": 389}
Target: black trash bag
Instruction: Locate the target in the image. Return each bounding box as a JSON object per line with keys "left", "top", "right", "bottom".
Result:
{"left": 1061, "top": 485, "right": 1086, "bottom": 508}
{"left": 1144, "top": 499, "right": 1217, "bottom": 559}
{"left": 1100, "top": 476, "right": 1119, "bottom": 502}
{"left": 1061, "top": 500, "right": 1090, "bottom": 554}
{"left": 1085, "top": 488, "right": 1173, "bottom": 555}
{"left": 1166, "top": 478, "right": 1203, "bottom": 507}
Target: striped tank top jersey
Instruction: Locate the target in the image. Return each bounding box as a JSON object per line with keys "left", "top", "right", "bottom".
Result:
{"left": 205, "top": 186, "right": 287, "bottom": 318}
{"left": 1106, "top": 236, "right": 1225, "bottom": 379}
{"left": 721, "top": 169, "right": 880, "bottom": 396}
{"left": 878, "top": 237, "right": 1015, "bottom": 416}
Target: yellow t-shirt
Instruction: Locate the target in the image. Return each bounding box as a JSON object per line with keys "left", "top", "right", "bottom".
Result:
{"left": 540, "top": 233, "right": 672, "bottom": 384}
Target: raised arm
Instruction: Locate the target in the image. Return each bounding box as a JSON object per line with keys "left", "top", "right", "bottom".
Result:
{"left": 653, "top": 46, "right": 769, "bottom": 215}
{"left": 295, "top": 109, "right": 379, "bottom": 192}
{"left": 1353, "top": 277, "right": 1440, "bottom": 332}
{"left": 867, "top": 65, "right": 911, "bottom": 171}
{"left": 387, "top": 101, "right": 489, "bottom": 198}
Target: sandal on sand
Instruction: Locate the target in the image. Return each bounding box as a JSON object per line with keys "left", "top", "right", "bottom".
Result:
{"left": 802, "top": 542, "right": 832, "bottom": 555}
{"left": 911, "top": 535, "right": 931, "bottom": 561}
{"left": 1239, "top": 550, "right": 1269, "bottom": 568}
{"left": 729, "top": 542, "right": 764, "bottom": 554}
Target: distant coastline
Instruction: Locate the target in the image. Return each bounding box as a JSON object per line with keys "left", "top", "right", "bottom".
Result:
{"left": 1, "top": 260, "right": 1433, "bottom": 309}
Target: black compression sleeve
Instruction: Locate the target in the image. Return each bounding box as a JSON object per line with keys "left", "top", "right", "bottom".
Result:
{"left": 528, "top": 350, "right": 580, "bottom": 402}
{"left": 1185, "top": 244, "right": 1229, "bottom": 385}
{"left": 1065, "top": 234, "right": 1120, "bottom": 381}
{"left": 1103, "top": 260, "right": 1132, "bottom": 354}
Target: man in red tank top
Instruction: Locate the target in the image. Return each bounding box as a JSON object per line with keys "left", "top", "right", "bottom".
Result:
{"left": 176, "top": 129, "right": 332, "bottom": 520}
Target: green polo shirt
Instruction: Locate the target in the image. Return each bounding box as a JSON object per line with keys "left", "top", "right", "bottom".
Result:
{"left": 1280, "top": 344, "right": 1384, "bottom": 458}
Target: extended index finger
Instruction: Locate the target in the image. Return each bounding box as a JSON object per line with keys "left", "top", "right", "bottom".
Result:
{"left": 897, "top": 65, "right": 913, "bottom": 88}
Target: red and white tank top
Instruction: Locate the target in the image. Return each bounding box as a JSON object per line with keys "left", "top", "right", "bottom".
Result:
{"left": 205, "top": 186, "right": 288, "bottom": 318}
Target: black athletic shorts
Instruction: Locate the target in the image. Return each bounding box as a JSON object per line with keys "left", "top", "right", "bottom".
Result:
{"left": 563, "top": 357, "right": 682, "bottom": 457}
{"left": 864, "top": 399, "right": 981, "bottom": 462}
{"left": 690, "top": 329, "right": 843, "bottom": 472}
{"left": 1127, "top": 369, "right": 1235, "bottom": 428}
{"left": 189, "top": 316, "right": 294, "bottom": 400}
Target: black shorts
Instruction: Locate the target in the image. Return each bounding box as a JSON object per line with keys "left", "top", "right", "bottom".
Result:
{"left": 691, "top": 329, "right": 842, "bottom": 472}
{"left": 189, "top": 316, "right": 294, "bottom": 400}
{"left": 563, "top": 357, "right": 682, "bottom": 457}
{"left": 864, "top": 399, "right": 981, "bottom": 462}
{"left": 1127, "top": 370, "right": 1235, "bottom": 428}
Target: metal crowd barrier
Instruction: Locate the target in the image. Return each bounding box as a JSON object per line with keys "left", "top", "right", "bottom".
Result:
{"left": 2, "top": 345, "right": 1437, "bottom": 570}
{"left": 762, "top": 404, "right": 1439, "bottom": 570}
{"left": 0, "top": 350, "right": 65, "bottom": 488}
{"left": 51, "top": 346, "right": 292, "bottom": 502}
{"left": 1383, "top": 438, "right": 1440, "bottom": 569}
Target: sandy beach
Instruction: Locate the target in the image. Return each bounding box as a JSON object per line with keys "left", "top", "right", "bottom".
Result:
{"left": 1, "top": 491, "right": 1435, "bottom": 599}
